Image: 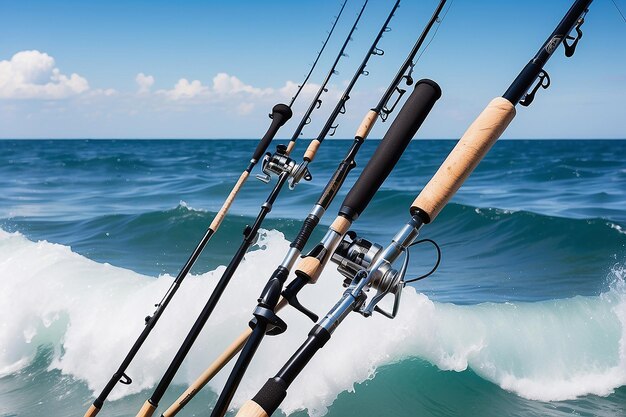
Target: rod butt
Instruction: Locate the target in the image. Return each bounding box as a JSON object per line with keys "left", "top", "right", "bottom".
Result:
{"left": 136, "top": 400, "right": 157, "bottom": 417}
{"left": 84, "top": 404, "right": 101, "bottom": 417}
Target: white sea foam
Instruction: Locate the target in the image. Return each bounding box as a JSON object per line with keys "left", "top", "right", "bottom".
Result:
{"left": 609, "top": 222, "right": 626, "bottom": 235}
{"left": 177, "top": 200, "right": 206, "bottom": 212}
{"left": 0, "top": 229, "right": 625, "bottom": 416}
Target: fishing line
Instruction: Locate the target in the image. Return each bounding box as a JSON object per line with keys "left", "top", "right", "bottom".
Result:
{"left": 289, "top": 0, "right": 348, "bottom": 107}
{"left": 611, "top": 0, "right": 626, "bottom": 23}
{"left": 413, "top": 0, "right": 455, "bottom": 66}
{"left": 404, "top": 238, "right": 441, "bottom": 284}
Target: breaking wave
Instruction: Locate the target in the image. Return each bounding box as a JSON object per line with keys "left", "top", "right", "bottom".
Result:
{"left": 0, "top": 229, "right": 625, "bottom": 416}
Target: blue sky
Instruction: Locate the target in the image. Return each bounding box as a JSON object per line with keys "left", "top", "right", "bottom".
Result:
{"left": 0, "top": 0, "right": 625, "bottom": 139}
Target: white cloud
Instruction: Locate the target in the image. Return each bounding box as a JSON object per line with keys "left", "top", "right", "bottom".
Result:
{"left": 237, "top": 102, "right": 255, "bottom": 115}
{"left": 88, "top": 88, "right": 117, "bottom": 97}
{"left": 212, "top": 73, "right": 272, "bottom": 96}
{"left": 156, "top": 73, "right": 274, "bottom": 102}
{"left": 279, "top": 80, "right": 320, "bottom": 100}
{"left": 102, "top": 88, "right": 117, "bottom": 96}
{"left": 135, "top": 72, "right": 154, "bottom": 94}
{"left": 158, "top": 78, "right": 208, "bottom": 100}
{"left": 279, "top": 80, "right": 300, "bottom": 99}
{"left": 0, "top": 50, "right": 89, "bottom": 99}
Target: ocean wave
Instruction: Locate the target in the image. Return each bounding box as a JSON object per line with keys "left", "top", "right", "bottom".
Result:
{"left": 177, "top": 200, "right": 207, "bottom": 213}
{"left": 8, "top": 199, "right": 625, "bottom": 244}
{"left": 3, "top": 201, "right": 624, "bottom": 303}
{"left": 0, "top": 229, "right": 625, "bottom": 416}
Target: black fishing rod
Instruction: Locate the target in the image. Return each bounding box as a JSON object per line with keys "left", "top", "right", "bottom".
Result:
{"left": 157, "top": 2, "right": 413, "bottom": 415}
{"left": 282, "top": 0, "right": 360, "bottom": 156}
{"left": 133, "top": 3, "right": 368, "bottom": 417}
{"left": 235, "top": 2, "right": 591, "bottom": 416}
{"left": 82, "top": 3, "right": 347, "bottom": 417}
{"left": 288, "top": 0, "right": 348, "bottom": 108}
{"left": 235, "top": 78, "right": 441, "bottom": 417}
{"left": 284, "top": 0, "right": 449, "bottom": 305}
{"left": 205, "top": 2, "right": 455, "bottom": 415}
{"left": 207, "top": 2, "right": 408, "bottom": 416}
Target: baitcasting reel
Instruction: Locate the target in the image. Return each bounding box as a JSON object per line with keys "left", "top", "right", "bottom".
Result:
{"left": 256, "top": 144, "right": 312, "bottom": 189}
{"left": 330, "top": 231, "right": 409, "bottom": 319}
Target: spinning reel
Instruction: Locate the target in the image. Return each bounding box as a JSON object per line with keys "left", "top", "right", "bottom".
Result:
{"left": 330, "top": 220, "right": 440, "bottom": 319}
{"left": 330, "top": 231, "right": 410, "bottom": 319}
{"left": 256, "top": 144, "right": 312, "bottom": 189}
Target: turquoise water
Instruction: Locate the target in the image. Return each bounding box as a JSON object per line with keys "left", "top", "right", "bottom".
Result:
{"left": 0, "top": 139, "right": 625, "bottom": 416}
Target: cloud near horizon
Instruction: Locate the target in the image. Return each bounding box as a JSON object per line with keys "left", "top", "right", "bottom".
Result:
{"left": 156, "top": 72, "right": 287, "bottom": 101}
{"left": 157, "top": 78, "right": 208, "bottom": 100}
{"left": 0, "top": 49, "right": 333, "bottom": 109}
{"left": 0, "top": 50, "right": 351, "bottom": 137}
{"left": 135, "top": 72, "right": 154, "bottom": 94}
{"left": 0, "top": 50, "right": 309, "bottom": 105}
{"left": 0, "top": 50, "right": 89, "bottom": 99}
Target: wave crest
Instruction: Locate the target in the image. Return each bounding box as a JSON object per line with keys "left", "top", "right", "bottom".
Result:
{"left": 0, "top": 229, "right": 624, "bottom": 416}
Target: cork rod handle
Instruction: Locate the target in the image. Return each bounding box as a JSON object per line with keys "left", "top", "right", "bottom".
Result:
{"left": 135, "top": 400, "right": 157, "bottom": 417}
{"left": 209, "top": 171, "right": 250, "bottom": 231}
{"left": 411, "top": 97, "right": 516, "bottom": 222}
{"left": 355, "top": 109, "right": 378, "bottom": 139}
{"left": 303, "top": 139, "right": 321, "bottom": 162}
{"left": 84, "top": 405, "right": 100, "bottom": 417}
{"left": 235, "top": 400, "right": 269, "bottom": 417}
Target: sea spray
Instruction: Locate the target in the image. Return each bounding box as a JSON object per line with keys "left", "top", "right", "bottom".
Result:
{"left": 0, "top": 229, "right": 625, "bottom": 416}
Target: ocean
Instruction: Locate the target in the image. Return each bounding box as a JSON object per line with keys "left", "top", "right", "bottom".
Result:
{"left": 0, "top": 139, "right": 624, "bottom": 417}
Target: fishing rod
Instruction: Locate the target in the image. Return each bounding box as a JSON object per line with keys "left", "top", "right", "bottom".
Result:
{"left": 82, "top": 3, "right": 347, "bottom": 417}
{"left": 159, "top": 3, "right": 450, "bottom": 416}
{"left": 235, "top": 1, "right": 592, "bottom": 416}
{"left": 288, "top": 1, "right": 349, "bottom": 108}
{"left": 207, "top": 3, "right": 452, "bottom": 416}
{"left": 284, "top": 0, "right": 450, "bottom": 294}
{"left": 208, "top": 2, "right": 414, "bottom": 415}
{"left": 234, "top": 79, "right": 441, "bottom": 417}
{"left": 282, "top": 0, "right": 358, "bottom": 156}
{"left": 134, "top": 3, "right": 368, "bottom": 417}
{"left": 211, "top": 81, "right": 440, "bottom": 417}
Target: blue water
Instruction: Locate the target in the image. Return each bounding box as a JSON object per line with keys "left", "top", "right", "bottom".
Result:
{"left": 0, "top": 139, "right": 625, "bottom": 417}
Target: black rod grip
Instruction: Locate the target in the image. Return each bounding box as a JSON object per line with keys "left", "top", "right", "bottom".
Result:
{"left": 251, "top": 104, "right": 293, "bottom": 163}
{"left": 339, "top": 79, "right": 441, "bottom": 220}
{"left": 290, "top": 215, "right": 319, "bottom": 251}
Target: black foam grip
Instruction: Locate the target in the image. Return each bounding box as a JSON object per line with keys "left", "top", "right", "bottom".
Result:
{"left": 290, "top": 215, "right": 319, "bottom": 251}
{"left": 251, "top": 378, "right": 288, "bottom": 416}
{"left": 339, "top": 79, "right": 441, "bottom": 220}
{"left": 251, "top": 104, "right": 293, "bottom": 163}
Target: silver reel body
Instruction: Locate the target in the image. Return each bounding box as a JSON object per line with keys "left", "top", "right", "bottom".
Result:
{"left": 328, "top": 218, "right": 423, "bottom": 319}
{"left": 255, "top": 144, "right": 312, "bottom": 189}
